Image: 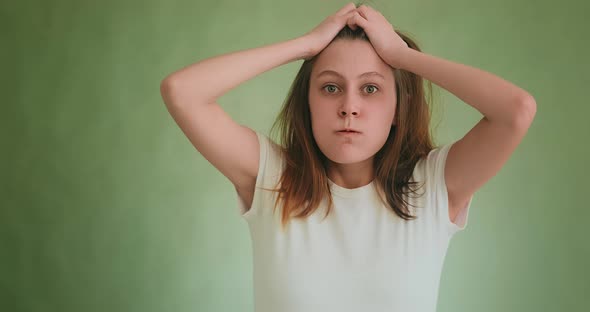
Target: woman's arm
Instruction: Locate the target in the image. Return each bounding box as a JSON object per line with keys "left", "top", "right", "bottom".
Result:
{"left": 392, "top": 47, "right": 536, "bottom": 224}
{"left": 161, "top": 2, "right": 359, "bottom": 106}
{"left": 393, "top": 48, "right": 536, "bottom": 125}
{"left": 161, "top": 36, "right": 311, "bottom": 105}
{"left": 158, "top": 37, "right": 310, "bottom": 196}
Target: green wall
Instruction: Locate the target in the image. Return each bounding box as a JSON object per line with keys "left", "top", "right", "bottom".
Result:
{"left": 2, "top": 0, "right": 588, "bottom": 311}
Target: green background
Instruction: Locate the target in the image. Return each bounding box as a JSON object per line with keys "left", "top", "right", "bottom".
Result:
{"left": 2, "top": 0, "right": 588, "bottom": 311}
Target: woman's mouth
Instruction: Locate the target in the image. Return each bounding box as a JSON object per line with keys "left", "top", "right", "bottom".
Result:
{"left": 337, "top": 130, "right": 361, "bottom": 135}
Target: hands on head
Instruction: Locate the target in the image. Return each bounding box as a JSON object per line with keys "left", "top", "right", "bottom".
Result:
{"left": 303, "top": 2, "right": 409, "bottom": 67}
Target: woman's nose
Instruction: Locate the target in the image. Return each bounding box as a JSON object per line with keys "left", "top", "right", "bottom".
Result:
{"left": 339, "top": 95, "right": 360, "bottom": 117}
{"left": 339, "top": 109, "right": 358, "bottom": 117}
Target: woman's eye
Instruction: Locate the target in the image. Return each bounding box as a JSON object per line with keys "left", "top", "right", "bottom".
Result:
{"left": 365, "top": 85, "right": 379, "bottom": 94}
{"left": 322, "top": 84, "right": 379, "bottom": 94}
{"left": 324, "top": 84, "right": 339, "bottom": 93}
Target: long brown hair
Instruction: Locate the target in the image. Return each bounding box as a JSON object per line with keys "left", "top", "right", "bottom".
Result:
{"left": 262, "top": 24, "right": 438, "bottom": 231}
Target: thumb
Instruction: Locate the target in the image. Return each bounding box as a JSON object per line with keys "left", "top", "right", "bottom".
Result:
{"left": 343, "top": 10, "right": 358, "bottom": 28}
{"left": 347, "top": 11, "right": 366, "bottom": 30}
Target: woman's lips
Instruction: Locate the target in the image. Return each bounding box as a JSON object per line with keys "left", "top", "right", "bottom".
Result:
{"left": 337, "top": 130, "right": 361, "bottom": 135}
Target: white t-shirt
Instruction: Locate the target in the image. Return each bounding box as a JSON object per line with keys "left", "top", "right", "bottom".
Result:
{"left": 236, "top": 131, "right": 472, "bottom": 312}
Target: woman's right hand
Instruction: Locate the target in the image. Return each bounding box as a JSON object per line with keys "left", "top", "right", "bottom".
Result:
{"left": 301, "top": 2, "right": 358, "bottom": 60}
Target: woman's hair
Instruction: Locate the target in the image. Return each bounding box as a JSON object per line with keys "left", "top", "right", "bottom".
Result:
{"left": 263, "top": 24, "right": 438, "bottom": 230}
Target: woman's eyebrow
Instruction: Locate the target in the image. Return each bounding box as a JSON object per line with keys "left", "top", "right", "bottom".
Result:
{"left": 316, "top": 70, "right": 385, "bottom": 80}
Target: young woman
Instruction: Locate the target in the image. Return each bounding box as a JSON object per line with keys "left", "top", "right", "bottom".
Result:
{"left": 159, "top": 2, "right": 536, "bottom": 311}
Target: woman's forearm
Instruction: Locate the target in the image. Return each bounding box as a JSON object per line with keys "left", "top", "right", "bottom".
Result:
{"left": 161, "top": 36, "right": 311, "bottom": 106}
{"left": 393, "top": 48, "right": 536, "bottom": 126}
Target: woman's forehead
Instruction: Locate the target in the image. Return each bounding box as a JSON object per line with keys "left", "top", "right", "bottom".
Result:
{"left": 314, "top": 69, "right": 387, "bottom": 81}
{"left": 311, "top": 40, "right": 393, "bottom": 80}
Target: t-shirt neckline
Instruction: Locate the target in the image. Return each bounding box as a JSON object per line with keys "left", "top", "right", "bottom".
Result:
{"left": 327, "top": 178, "right": 375, "bottom": 198}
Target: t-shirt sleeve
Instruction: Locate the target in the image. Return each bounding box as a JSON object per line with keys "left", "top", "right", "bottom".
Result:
{"left": 425, "top": 142, "right": 473, "bottom": 237}
{"left": 235, "top": 131, "right": 284, "bottom": 221}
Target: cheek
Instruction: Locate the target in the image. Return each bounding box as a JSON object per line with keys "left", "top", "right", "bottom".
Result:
{"left": 310, "top": 108, "right": 332, "bottom": 130}
{"left": 377, "top": 99, "right": 396, "bottom": 117}
{"left": 309, "top": 101, "right": 331, "bottom": 121}
{"left": 367, "top": 105, "right": 396, "bottom": 128}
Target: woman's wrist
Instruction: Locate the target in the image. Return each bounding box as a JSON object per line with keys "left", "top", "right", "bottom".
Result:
{"left": 291, "top": 35, "right": 317, "bottom": 61}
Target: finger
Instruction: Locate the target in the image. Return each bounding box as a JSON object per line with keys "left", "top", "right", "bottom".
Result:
{"left": 347, "top": 16, "right": 357, "bottom": 30}
{"left": 346, "top": 11, "right": 357, "bottom": 29}
{"left": 341, "top": 10, "right": 356, "bottom": 29}
{"left": 348, "top": 11, "right": 368, "bottom": 29}
{"left": 336, "top": 2, "right": 357, "bottom": 16}
{"left": 356, "top": 5, "right": 371, "bottom": 20}
{"left": 342, "top": 10, "right": 357, "bottom": 23}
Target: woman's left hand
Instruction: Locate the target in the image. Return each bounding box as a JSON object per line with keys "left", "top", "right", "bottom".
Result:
{"left": 347, "top": 5, "right": 409, "bottom": 69}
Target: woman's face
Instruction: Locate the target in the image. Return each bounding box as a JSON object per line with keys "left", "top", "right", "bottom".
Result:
{"left": 309, "top": 39, "right": 397, "bottom": 167}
